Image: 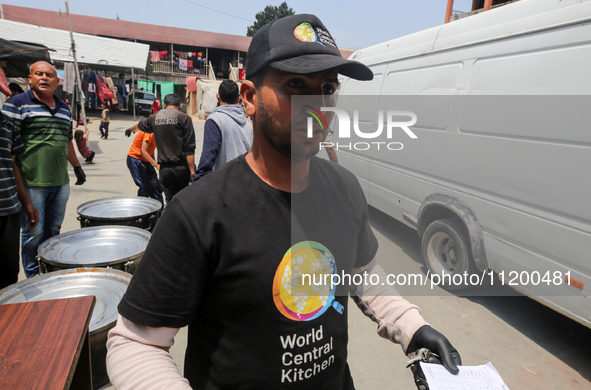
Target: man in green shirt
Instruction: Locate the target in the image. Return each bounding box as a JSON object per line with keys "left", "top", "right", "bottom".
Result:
{"left": 1, "top": 61, "right": 86, "bottom": 277}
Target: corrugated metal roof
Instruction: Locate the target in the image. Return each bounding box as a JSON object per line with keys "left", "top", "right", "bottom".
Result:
{"left": 0, "top": 19, "right": 149, "bottom": 70}
{"left": 2, "top": 4, "right": 252, "bottom": 53}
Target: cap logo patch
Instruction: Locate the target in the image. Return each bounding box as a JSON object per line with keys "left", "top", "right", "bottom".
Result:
{"left": 294, "top": 22, "right": 318, "bottom": 43}
{"left": 316, "top": 26, "right": 337, "bottom": 48}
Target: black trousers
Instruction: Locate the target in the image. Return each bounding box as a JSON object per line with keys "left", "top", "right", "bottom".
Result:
{"left": 159, "top": 163, "right": 190, "bottom": 203}
{"left": 0, "top": 211, "right": 21, "bottom": 290}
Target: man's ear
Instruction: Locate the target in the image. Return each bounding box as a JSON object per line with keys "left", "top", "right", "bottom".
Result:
{"left": 216, "top": 93, "right": 221, "bottom": 102}
{"left": 240, "top": 81, "right": 257, "bottom": 117}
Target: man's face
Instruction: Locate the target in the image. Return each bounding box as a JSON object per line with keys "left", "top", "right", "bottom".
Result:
{"left": 254, "top": 68, "right": 340, "bottom": 162}
{"left": 29, "top": 62, "right": 59, "bottom": 96}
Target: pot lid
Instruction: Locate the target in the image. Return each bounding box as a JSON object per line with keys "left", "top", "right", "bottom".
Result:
{"left": 0, "top": 268, "right": 132, "bottom": 332}
{"left": 38, "top": 226, "right": 151, "bottom": 266}
{"left": 77, "top": 196, "right": 161, "bottom": 220}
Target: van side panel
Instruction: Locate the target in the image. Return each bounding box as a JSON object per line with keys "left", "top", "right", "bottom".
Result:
{"left": 340, "top": 0, "right": 591, "bottom": 327}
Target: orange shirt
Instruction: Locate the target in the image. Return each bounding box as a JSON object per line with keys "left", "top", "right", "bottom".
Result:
{"left": 128, "top": 132, "right": 157, "bottom": 162}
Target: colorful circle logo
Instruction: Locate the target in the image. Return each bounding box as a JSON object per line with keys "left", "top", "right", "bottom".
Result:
{"left": 273, "top": 241, "right": 341, "bottom": 321}
{"left": 294, "top": 23, "right": 317, "bottom": 43}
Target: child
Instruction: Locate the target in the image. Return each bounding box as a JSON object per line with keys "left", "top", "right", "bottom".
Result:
{"left": 151, "top": 95, "right": 162, "bottom": 114}
{"left": 99, "top": 102, "right": 110, "bottom": 139}
{"left": 74, "top": 128, "right": 96, "bottom": 163}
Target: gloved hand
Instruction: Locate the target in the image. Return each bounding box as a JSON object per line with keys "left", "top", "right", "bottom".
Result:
{"left": 125, "top": 128, "right": 132, "bottom": 137}
{"left": 406, "top": 325, "right": 461, "bottom": 375}
{"left": 74, "top": 166, "right": 86, "bottom": 185}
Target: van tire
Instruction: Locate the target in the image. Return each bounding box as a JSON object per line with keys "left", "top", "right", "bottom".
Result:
{"left": 421, "top": 218, "right": 473, "bottom": 290}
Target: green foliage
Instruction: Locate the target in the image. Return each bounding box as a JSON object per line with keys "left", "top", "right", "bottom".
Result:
{"left": 246, "top": 2, "right": 295, "bottom": 37}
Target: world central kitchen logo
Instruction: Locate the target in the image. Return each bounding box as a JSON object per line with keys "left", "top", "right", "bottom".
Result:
{"left": 304, "top": 106, "right": 418, "bottom": 151}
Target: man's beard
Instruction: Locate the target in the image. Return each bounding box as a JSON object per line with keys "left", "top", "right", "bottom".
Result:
{"left": 257, "top": 99, "right": 320, "bottom": 162}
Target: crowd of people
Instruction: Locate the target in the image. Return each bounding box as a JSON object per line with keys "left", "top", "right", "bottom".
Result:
{"left": 0, "top": 60, "right": 261, "bottom": 281}
{"left": 0, "top": 13, "right": 461, "bottom": 390}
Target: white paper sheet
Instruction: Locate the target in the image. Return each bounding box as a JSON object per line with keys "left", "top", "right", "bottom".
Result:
{"left": 420, "top": 361, "right": 510, "bottom": 390}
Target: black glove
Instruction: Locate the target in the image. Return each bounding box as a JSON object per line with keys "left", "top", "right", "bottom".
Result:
{"left": 125, "top": 128, "right": 132, "bottom": 137}
{"left": 406, "top": 325, "right": 461, "bottom": 375}
{"left": 74, "top": 166, "right": 86, "bottom": 185}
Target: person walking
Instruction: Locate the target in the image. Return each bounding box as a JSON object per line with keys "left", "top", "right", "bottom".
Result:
{"left": 151, "top": 94, "right": 162, "bottom": 114}
{"left": 107, "top": 14, "right": 460, "bottom": 389}
{"left": 99, "top": 102, "right": 110, "bottom": 139}
{"left": 126, "top": 131, "right": 164, "bottom": 206}
{"left": 193, "top": 79, "right": 252, "bottom": 181}
{"left": 125, "top": 93, "right": 196, "bottom": 203}
{"left": 2, "top": 61, "right": 86, "bottom": 278}
{"left": 0, "top": 112, "right": 39, "bottom": 289}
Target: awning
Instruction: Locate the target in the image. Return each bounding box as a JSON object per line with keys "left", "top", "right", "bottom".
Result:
{"left": 0, "top": 38, "right": 51, "bottom": 76}
{"left": 0, "top": 19, "right": 149, "bottom": 71}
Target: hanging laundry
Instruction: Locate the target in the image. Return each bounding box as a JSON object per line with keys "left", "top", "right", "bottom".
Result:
{"left": 106, "top": 77, "right": 118, "bottom": 96}
{"left": 179, "top": 58, "right": 188, "bottom": 71}
{"left": 187, "top": 60, "right": 193, "bottom": 70}
{"left": 118, "top": 85, "right": 127, "bottom": 105}
{"left": 88, "top": 76, "right": 96, "bottom": 93}
{"left": 150, "top": 51, "right": 161, "bottom": 62}
{"left": 186, "top": 77, "right": 197, "bottom": 93}
{"left": 179, "top": 52, "right": 188, "bottom": 59}
{"left": 95, "top": 73, "right": 116, "bottom": 101}
{"left": 63, "top": 63, "right": 76, "bottom": 93}
{"left": 159, "top": 51, "right": 169, "bottom": 60}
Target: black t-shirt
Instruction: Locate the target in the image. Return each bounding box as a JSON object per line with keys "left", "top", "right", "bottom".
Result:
{"left": 118, "top": 155, "right": 378, "bottom": 390}
{"left": 138, "top": 109, "right": 196, "bottom": 164}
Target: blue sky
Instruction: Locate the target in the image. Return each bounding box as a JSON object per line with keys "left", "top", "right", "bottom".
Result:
{"left": 0, "top": 0, "right": 475, "bottom": 49}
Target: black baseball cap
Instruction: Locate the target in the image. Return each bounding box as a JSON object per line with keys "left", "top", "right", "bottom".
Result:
{"left": 245, "top": 14, "right": 373, "bottom": 81}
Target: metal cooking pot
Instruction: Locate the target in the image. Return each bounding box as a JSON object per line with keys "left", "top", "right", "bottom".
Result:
{"left": 0, "top": 268, "right": 132, "bottom": 389}
{"left": 77, "top": 196, "right": 162, "bottom": 232}
{"left": 37, "top": 226, "right": 151, "bottom": 275}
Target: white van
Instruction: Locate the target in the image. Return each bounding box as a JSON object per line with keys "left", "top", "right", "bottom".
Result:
{"left": 332, "top": 0, "right": 591, "bottom": 328}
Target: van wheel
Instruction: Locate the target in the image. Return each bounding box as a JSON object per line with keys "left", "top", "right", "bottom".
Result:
{"left": 421, "top": 218, "right": 473, "bottom": 290}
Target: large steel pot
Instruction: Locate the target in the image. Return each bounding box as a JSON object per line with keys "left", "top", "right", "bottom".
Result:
{"left": 37, "top": 226, "right": 151, "bottom": 275}
{"left": 77, "top": 196, "right": 162, "bottom": 232}
{"left": 0, "top": 268, "right": 132, "bottom": 389}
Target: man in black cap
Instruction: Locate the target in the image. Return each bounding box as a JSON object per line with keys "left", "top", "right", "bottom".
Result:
{"left": 107, "top": 14, "right": 461, "bottom": 390}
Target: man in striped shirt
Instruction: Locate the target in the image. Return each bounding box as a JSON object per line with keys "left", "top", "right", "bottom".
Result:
{"left": 1, "top": 61, "right": 86, "bottom": 278}
{"left": 0, "top": 112, "right": 38, "bottom": 289}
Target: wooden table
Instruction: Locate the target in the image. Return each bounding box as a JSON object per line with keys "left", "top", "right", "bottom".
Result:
{"left": 0, "top": 295, "right": 96, "bottom": 390}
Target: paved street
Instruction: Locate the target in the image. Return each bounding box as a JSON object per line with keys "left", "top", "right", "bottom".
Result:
{"left": 16, "top": 112, "right": 591, "bottom": 389}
